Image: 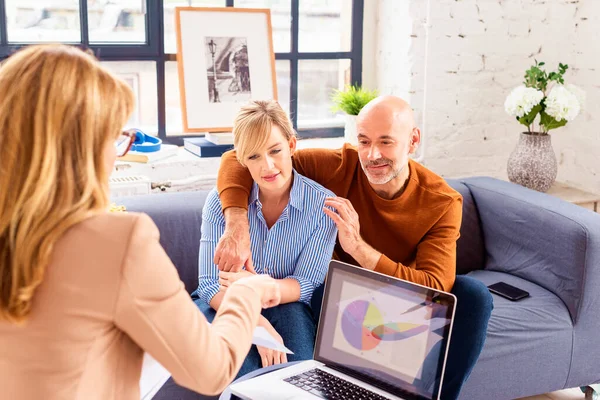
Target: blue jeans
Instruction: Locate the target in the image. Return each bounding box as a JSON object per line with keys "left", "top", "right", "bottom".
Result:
{"left": 195, "top": 299, "right": 316, "bottom": 379}
{"left": 310, "top": 275, "right": 493, "bottom": 400}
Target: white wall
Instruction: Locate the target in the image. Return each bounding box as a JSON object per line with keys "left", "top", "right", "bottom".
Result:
{"left": 373, "top": 0, "right": 600, "bottom": 192}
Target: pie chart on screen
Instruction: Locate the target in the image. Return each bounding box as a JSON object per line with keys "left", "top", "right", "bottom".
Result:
{"left": 341, "top": 300, "right": 428, "bottom": 351}
{"left": 341, "top": 300, "right": 384, "bottom": 351}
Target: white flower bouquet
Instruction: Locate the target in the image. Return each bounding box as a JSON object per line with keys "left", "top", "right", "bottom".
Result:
{"left": 504, "top": 61, "right": 584, "bottom": 134}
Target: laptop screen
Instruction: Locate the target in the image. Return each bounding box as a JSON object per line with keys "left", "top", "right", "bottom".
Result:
{"left": 314, "top": 261, "right": 456, "bottom": 400}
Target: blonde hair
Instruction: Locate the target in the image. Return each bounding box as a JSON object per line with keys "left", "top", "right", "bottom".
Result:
{"left": 233, "top": 100, "right": 295, "bottom": 166}
{"left": 0, "top": 44, "right": 134, "bottom": 324}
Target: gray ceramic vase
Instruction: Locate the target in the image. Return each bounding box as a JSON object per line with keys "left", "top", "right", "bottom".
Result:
{"left": 507, "top": 132, "right": 557, "bottom": 193}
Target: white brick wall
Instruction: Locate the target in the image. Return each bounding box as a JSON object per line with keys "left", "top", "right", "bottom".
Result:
{"left": 374, "top": 0, "right": 600, "bottom": 192}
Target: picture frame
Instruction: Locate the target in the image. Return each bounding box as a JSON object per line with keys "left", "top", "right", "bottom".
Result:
{"left": 175, "top": 7, "right": 278, "bottom": 132}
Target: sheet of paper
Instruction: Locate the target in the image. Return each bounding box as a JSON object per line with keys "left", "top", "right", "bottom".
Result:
{"left": 139, "top": 353, "right": 171, "bottom": 400}
{"left": 205, "top": 321, "right": 295, "bottom": 354}
{"left": 252, "top": 326, "right": 294, "bottom": 354}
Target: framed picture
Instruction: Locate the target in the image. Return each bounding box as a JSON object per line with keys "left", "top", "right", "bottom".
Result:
{"left": 175, "top": 7, "right": 278, "bottom": 132}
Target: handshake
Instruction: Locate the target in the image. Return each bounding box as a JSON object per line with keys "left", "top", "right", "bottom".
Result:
{"left": 220, "top": 269, "right": 280, "bottom": 309}
{"left": 214, "top": 219, "right": 280, "bottom": 308}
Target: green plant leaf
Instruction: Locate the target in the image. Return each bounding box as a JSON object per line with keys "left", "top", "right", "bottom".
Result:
{"left": 540, "top": 111, "right": 568, "bottom": 131}
{"left": 518, "top": 104, "right": 542, "bottom": 126}
{"left": 330, "top": 85, "right": 379, "bottom": 115}
{"left": 523, "top": 61, "right": 550, "bottom": 91}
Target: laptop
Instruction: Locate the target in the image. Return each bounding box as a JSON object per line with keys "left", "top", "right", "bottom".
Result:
{"left": 230, "top": 260, "right": 457, "bottom": 400}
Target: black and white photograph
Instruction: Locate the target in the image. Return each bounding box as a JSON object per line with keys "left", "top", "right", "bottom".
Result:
{"left": 176, "top": 7, "right": 277, "bottom": 132}
{"left": 205, "top": 37, "right": 252, "bottom": 104}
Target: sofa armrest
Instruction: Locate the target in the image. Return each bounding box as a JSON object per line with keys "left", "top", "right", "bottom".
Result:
{"left": 462, "top": 177, "right": 600, "bottom": 324}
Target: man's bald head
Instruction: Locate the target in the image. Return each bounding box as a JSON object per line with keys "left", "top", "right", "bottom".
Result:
{"left": 357, "top": 95, "right": 416, "bottom": 131}
{"left": 354, "top": 95, "right": 421, "bottom": 198}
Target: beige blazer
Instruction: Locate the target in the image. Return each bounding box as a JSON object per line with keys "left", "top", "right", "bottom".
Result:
{"left": 0, "top": 212, "right": 262, "bottom": 399}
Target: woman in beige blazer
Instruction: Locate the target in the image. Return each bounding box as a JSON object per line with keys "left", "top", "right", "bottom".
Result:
{"left": 0, "top": 44, "right": 281, "bottom": 400}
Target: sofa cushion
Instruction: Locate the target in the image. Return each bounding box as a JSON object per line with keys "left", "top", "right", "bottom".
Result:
{"left": 446, "top": 179, "right": 485, "bottom": 275}
{"left": 459, "top": 270, "right": 572, "bottom": 400}
{"left": 118, "top": 191, "right": 207, "bottom": 294}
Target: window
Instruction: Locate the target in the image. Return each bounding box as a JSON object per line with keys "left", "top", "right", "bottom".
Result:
{"left": 0, "top": 0, "right": 363, "bottom": 143}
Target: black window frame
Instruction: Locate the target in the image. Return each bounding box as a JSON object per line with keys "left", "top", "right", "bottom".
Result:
{"left": 0, "top": 0, "right": 363, "bottom": 144}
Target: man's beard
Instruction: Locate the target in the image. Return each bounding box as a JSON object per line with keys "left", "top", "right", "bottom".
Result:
{"left": 360, "top": 157, "right": 403, "bottom": 185}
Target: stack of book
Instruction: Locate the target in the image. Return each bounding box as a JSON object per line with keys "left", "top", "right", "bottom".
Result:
{"left": 205, "top": 132, "right": 234, "bottom": 145}
{"left": 183, "top": 132, "right": 234, "bottom": 158}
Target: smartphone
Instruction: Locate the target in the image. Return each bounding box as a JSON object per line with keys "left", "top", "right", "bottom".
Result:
{"left": 488, "top": 282, "right": 530, "bottom": 301}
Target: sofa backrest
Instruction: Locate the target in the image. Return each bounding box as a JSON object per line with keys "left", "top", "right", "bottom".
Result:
{"left": 446, "top": 179, "right": 486, "bottom": 275}
{"left": 119, "top": 191, "right": 207, "bottom": 294}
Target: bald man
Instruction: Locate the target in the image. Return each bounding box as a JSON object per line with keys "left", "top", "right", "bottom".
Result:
{"left": 207, "top": 95, "right": 493, "bottom": 399}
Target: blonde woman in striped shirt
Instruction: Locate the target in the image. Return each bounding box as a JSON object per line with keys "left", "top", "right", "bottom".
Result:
{"left": 194, "top": 100, "right": 338, "bottom": 377}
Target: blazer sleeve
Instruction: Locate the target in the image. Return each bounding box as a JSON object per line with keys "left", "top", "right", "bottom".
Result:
{"left": 113, "top": 213, "right": 262, "bottom": 396}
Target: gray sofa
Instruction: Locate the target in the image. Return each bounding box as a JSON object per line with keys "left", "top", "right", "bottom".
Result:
{"left": 119, "top": 177, "right": 600, "bottom": 400}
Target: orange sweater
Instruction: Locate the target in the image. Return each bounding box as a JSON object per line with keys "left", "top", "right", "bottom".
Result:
{"left": 217, "top": 144, "right": 462, "bottom": 292}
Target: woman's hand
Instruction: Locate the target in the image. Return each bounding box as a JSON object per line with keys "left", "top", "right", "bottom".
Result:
{"left": 219, "top": 270, "right": 255, "bottom": 291}
{"left": 257, "top": 318, "right": 288, "bottom": 367}
{"left": 232, "top": 274, "right": 281, "bottom": 308}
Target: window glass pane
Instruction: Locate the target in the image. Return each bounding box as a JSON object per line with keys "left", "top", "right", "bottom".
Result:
{"left": 236, "top": 0, "right": 291, "bottom": 53}
{"left": 101, "top": 61, "right": 158, "bottom": 134}
{"left": 6, "top": 0, "right": 81, "bottom": 43}
{"left": 275, "top": 60, "right": 290, "bottom": 115}
{"left": 165, "top": 61, "right": 185, "bottom": 135}
{"left": 297, "top": 59, "right": 350, "bottom": 129}
{"left": 299, "top": 0, "right": 352, "bottom": 52}
{"left": 164, "top": 0, "right": 225, "bottom": 54}
{"left": 88, "top": 0, "right": 146, "bottom": 43}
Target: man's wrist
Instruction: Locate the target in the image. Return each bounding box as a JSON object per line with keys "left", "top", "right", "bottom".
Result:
{"left": 353, "top": 240, "right": 380, "bottom": 271}
{"left": 224, "top": 207, "right": 248, "bottom": 230}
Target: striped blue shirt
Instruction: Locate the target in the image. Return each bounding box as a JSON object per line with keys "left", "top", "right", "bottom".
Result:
{"left": 197, "top": 170, "right": 338, "bottom": 305}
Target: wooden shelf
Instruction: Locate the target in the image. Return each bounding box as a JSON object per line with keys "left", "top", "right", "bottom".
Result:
{"left": 546, "top": 182, "right": 600, "bottom": 212}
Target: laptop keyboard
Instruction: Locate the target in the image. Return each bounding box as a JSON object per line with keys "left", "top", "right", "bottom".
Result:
{"left": 283, "top": 368, "right": 392, "bottom": 400}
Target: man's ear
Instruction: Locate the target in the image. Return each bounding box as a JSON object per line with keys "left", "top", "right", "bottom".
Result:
{"left": 408, "top": 127, "right": 421, "bottom": 155}
{"left": 289, "top": 135, "right": 297, "bottom": 156}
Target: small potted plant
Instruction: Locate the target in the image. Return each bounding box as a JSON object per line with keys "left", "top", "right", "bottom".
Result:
{"left": 504, "top": 60, "right": 585, "bottom": 192}
{"left": 331, "top": 85, "right": 378, "bottom": 145}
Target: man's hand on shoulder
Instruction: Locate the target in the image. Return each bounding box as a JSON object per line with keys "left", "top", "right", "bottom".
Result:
{"left": 323, "top": 197, "right": 361, "bottom": 251}
{"left": 214, "top": 207, "right": 256, "bottom": 273}
{"left": 323, "top": 197, "right": 381, "bottom": 270}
